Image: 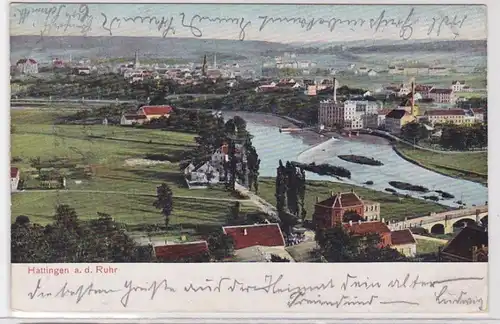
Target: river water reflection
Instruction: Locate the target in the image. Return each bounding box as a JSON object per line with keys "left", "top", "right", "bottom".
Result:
{"left": 243, "top": 121, "right": 487, "bottom": 208}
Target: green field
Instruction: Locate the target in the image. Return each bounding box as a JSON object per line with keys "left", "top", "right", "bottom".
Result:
{"left": 10, "top": 110, "right": 253, "bottom": 229}
{"left": 258, "top": 178, "right": 449, "bottom": 222}
{"left": 11, "top": 191, "right": 257, "bottom": 227}
{"left": 395, "top": 144, "right": 487, "bottom": 184}
{"left": 416, "top": 239, "right": 447, "bottom": 255}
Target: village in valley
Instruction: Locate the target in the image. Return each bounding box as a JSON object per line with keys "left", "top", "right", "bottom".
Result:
{"left": 10, "top": 21, "right": 488, "bottom": 263}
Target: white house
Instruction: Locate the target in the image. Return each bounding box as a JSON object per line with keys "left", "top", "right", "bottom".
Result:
{"left": 16, "top": 58, "right": 38, "bottom": 75}
{"left": 367, "top": 69, "right": 378, "bottom": 77}
{"left": 451, "top": 80, "right": 467, "bottom": 92}
{"left": 391, "top": 229, "right": 417, "bottom": 258}
{"left": 120, "top": 114, "right": 147, "bottom": 125}
{"left": 184, "top": 161, "right": 220, "bottom": 186}
{"left": 11, "top": 167, "right": 20, "bottom": 192}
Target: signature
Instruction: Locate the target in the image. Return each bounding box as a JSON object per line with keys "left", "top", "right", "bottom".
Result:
{"left": 14, "top": 4, "right": 93, "bottom": 35}
{"left": 179, "top": 13, "right": 251, "bottom": 41}
{"left": 427, "top": 14, "right": 468, "bottom": 39}
{"left": 101, "top": 13, "right": 176, "bottom": 37}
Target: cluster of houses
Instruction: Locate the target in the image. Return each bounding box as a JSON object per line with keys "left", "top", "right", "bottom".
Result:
{"left": 144, "top": 188, "right": 488, "bottom": 262}
{"left": 318, "top": 78, "right": 486, "bottom": 134}
{"left": 13, "top": 57, "right": 93, "bottom": 76}
{"left": 183, "top": 142, "right": 246, "bottom": 188}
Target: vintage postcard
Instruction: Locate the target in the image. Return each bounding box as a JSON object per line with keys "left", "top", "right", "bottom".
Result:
{"left": 9, "top": 1, "right": 489, "bottom": 315}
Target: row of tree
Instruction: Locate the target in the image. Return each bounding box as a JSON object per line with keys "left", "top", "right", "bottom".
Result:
{"left": 400, "top": 121, "right": 487, "bottom": 151}
{"left": 275, "top": 160, "right": 307, "bottom": 234}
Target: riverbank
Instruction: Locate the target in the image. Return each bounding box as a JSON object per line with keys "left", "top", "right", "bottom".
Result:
{"left": 393, "top": 143, "right": 488, "bottom": 185}
{"left": 257, "top": 177, "right": 449, "bottom": 222}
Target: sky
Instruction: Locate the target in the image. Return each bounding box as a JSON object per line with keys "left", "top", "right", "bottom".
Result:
{"left": 10, "top": 3, "right": 487, "bottom": 43}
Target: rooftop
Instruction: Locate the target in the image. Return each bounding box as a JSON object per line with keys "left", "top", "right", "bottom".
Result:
{"left": 222, "top": 223, "right": 285, "bottom": 250}
{"left": 386, "top": 109, "right": 410, "bottom": 119}
{"left": 344, "top": 221, "right": 391, "bottom": 235}
{"left": 425, "top": 109, "right": 466, "bottom": 116}
{"left": 154, "top": 241, "right": 209, "bottom": 262}
{"left": 139, "top": 105, "right": 173, "bottom": 116}
{"left": 316, "top": 191, "right": 364, "bottom": 209}
{"left": 441, "top": 224, "right": 488, "bottom": 261}
{"left": 390, "top": 229, "right": 416, "bottom": 245}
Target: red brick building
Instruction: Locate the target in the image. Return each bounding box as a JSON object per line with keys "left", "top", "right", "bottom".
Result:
{"left": 312, "top": 190, "right": 365, "bottom": 229}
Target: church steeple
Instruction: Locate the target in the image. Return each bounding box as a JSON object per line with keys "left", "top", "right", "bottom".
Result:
{"left": 134, "top": 50, "right": 140, "bottom": 69}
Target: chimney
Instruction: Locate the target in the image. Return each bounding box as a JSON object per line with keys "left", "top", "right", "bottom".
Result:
{"left": 349, "top": 220, "right": 353, "bottom": 226}
{"left": 333, "top": 77, "right": 337, "bottom": 103}
{"left": 243, "top": 229, "right": 248, "bottom": 236}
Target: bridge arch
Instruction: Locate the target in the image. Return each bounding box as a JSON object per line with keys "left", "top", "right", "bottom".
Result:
{"left": 430, "top": 223, "right": 445, "bottom": 234}
{"left": 452, "top": 218, "right": 476, "bottom": 231}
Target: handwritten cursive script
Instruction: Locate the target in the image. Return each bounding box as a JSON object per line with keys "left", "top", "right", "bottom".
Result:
{"left": 101, "top": 13, "right": 175, "bottom": 38}
{"left": 24, "top": 273, "right": 486, "bottom": 310}
{"left": 11, "top": 5, "right": 471, "bottom": 40}
{"left": 14, "top": 4, "right": 93, "bottom": 35}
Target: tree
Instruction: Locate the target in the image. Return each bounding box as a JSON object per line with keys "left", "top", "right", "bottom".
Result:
{"left": 30, "top": 156, "right": 42, "bottom": 177}
{"left": 400, "top": 122, "right": 429, "bottom": 143}
{"left": 54, "top": 204, "right": 79, "bottom": 230}
{"left": 207, "top": 230, "right": 235, "bottom": 261}
{"left": 153, "top": 183, "right": 174, "bottom": 228}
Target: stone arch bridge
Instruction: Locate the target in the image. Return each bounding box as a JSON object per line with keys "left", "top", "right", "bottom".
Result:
{"left": 388, "top": 206, "right": 488, "bottom": 235}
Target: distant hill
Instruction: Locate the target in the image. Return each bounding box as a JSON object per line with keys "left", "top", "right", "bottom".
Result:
{"left": 347, "top": 40, "right": 487, "bottom": 53}
{"left": 10, "top": 35, "right": 294, "bottom": 63}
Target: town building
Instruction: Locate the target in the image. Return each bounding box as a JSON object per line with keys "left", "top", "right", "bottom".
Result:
{"left": 11, "top": 167, "right": 20, "bottom": 192}
{"left": 423, "top": 109, "right": 468, "bottom": 126}
{"left": 384, "top": 109, "right": 416, "bottom": 134}
{"left": 120, "top": 114, "right": 147, "bottom": 125}
{"left": 222, "top": 224, "right": 286, "bottom": 250}
{"left": 388, "top": 66, "right": 405, "bottom": 75}
{"left": 184, "top": 161, "right": 220, "bottom": 187}
{"left": 16, "top": 58, "right": 38, "bottom": 75}
{"left": 318, "top": 98, "right": 378, "bottom": 130}
{"left": 390, "top": 229, "right": 417, "bottom": 257}
{"left": 53, "top": 58, "right": 64, "bottom": 68}
{"left": 154, "top": 241, "right": 210, "bottom": 262}
{"left": 376, "top": 109, "right": 393, "bottom": 128}
{"left": 367, "top": 69, "right": 378, "bottom": 77}
{"left": 428, "top": 88, "right": 455, "bottom": 103}
{"left": 440, "top": 224, "right": 488, "bottom": 262}
{"left": 415, "top": 84, "right": 434, "bottom": 99}
{"left": 469, "top": 108, "right": 485, "bottom": 123}
{"left": 451, "top": 80, "right": 467, "bottom": 92}
{"left": 428, "top": 67, "right": 449, "bottom": 75}
{"left": 344, "top": 221, "right": 392, "bottom": 247}
{"left": 312, "top": 190, "right": 380, "bottom": 229}
{"left": 137, "top": 105, "right": 173, "bottom": 121}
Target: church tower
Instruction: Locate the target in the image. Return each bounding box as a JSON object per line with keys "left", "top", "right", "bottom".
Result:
{"left": 202, "top": 55, "right": 207, "bottom": 76}
{"left": 134, "top": 50, "right": 140, "bottom": 69}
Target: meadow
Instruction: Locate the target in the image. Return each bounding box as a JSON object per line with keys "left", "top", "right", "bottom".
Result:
{"left": 10, "top": 110, "right": 254, "bottom": 230}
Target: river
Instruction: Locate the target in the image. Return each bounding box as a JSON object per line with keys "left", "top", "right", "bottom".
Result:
{"left": 224, "top": 112, "right": 488, "bottom": 208}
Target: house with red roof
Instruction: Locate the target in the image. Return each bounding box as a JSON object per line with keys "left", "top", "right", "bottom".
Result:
{"left": 120, "top": 114, "right": 147, "bottom": 126}
{"left": 137, "top": 105, "right": 173, "bottom": 121}
{"left": 53, "top": 58, "right": 65, "bottom": 68}
{"left": 15, "top": 58, "right": 38, "bottom": 75}
{"left": 154, "top": 241, "right": 210, "bottom": 262}
{"left": 344, "top": 221, "right": 392, "bottom": 247}
{"left": 222, "top": 224, "right": 285, "bottom": 250}
{"left": 312, "top": 190, "right": 379, "bottom": 229}
{"left": 11, "top": 167, "right": 20, "bottom": 192}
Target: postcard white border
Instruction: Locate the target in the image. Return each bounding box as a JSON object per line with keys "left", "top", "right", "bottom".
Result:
{"left": 1, "top": 0, "right": 498, "bottom": 321}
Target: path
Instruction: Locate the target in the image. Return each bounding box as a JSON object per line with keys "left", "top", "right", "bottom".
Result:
{"left": 413, "top": 234, "right": 449, "bottom": 243}
{"left": 234, "top": 183, "right": 280, "bottom": 222}
{"left": 14, "top": 189, "right": 248, "bottom": 202}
